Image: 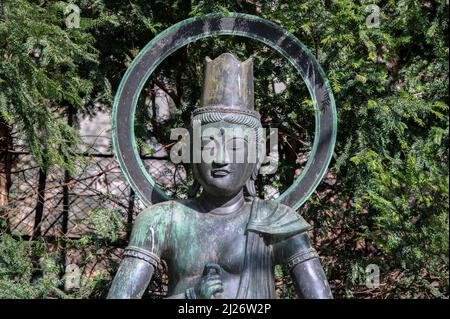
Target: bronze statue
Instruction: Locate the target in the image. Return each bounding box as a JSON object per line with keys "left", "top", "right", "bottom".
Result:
{"left": 107, "top": 53, "right": 332, "bottom": 299}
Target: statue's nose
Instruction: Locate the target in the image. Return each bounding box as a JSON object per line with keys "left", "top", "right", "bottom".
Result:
{"left": 213, "top": 144, "right": 231, "bottom": 165}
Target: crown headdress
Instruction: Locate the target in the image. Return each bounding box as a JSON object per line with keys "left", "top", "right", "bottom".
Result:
{"left": 191, "top": 53, "right": 261, "bottom": 128}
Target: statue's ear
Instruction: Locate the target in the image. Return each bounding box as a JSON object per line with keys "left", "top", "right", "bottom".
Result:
{"left": 253, "top": 133, "right": 266, "bottom": 178}
{"left": 245, "top": 178, "right": 257, "bottom": 197}
{"left": 252, "top": 163, "right": 259, "bottom": 180}
{"left": 246, "top": 160, "right": 260, "bottom": 197}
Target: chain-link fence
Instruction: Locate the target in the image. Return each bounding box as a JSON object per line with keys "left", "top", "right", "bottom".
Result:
{"left": 1, "top": 147, "right": 178, "bottom": 296}
{"left": 5, "top": 152, "right": 135, "bottom": 237}
{"left": 0, "top": 106, "right": 186, "bottom": 297}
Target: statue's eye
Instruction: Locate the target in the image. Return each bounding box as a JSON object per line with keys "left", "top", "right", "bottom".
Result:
{"left": 201, "top": 140, "right": 217, "bottom": 153}
{"left": 226, "top": 138, "right": 246, "bottom": 151}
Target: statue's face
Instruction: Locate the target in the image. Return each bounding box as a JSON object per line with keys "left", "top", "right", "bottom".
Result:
{"left": 193, "top": 122, "right": 257, "bottom": 196}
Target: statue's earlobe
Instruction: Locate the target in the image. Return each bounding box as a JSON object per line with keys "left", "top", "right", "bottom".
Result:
{"left": 246, "top": 178, "right": 257, "bottom": 197}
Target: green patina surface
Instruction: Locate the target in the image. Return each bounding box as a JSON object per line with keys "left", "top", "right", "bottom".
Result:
{"left": 201, "top": 53, "right": 254, "bottom": 109}
{"left": 111, "top": 13, "right": 337, "bottom": 210}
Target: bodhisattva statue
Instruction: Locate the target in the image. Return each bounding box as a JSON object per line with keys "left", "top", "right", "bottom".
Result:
{"left": 108, "top": 53, "right": 333, "bottom": 299}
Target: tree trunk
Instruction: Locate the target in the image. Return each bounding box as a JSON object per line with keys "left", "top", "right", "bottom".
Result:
{"left": 33, "top": 168, "right": 47, "bottom": 238}
{"left": 0, "top": 119, "right": 12, "bottom": 232}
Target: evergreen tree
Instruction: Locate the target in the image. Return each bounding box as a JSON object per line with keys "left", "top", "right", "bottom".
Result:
{"left": 0, "top": 0, "right": 447, "bottom": 298}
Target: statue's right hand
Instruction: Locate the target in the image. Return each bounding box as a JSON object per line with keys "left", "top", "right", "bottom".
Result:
{"left": 194, "top": 262, "right": 224, "bottom": 299}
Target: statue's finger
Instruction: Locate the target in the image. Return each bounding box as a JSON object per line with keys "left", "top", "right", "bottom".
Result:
{"left": 203, "top": 262, "right": 222, "bottom": 276}
{"left": 206, "top": 279, "right": 222, "bottom": 287}
{"left": 207, "top": 284, "right": 224, "bottom": 297}
{"left": 206, "top": 274, "right": 220, "bottom": 281}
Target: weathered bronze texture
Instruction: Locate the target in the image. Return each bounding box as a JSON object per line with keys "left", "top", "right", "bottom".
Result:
{"left": 201, "top": 53, "right": 254, "bottom": 110}
{"left": 111, "top": 14, "right": 338, "bottom": 211}
{"left": 108, "top": 53, "right": 333, "bottom": 299}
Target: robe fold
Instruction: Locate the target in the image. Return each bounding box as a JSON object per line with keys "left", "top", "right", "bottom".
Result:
{"left": 235, "top": 198, "right": 310, "bottom": 299}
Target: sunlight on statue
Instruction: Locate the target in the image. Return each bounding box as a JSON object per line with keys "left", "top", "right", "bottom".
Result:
{"left": 107, "top": 53, "right": 332, "bottom": 299}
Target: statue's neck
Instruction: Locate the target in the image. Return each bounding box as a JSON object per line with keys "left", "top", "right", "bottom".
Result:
{"left": 198, "top": 190, "right": 245, "bottom": 215}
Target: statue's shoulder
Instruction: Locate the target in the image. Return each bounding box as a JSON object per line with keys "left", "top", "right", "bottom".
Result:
{"left": 247, "top": 198, "right": 310, "bottom": 241}
{"left": 134, "top": 199, "right": 201, "bottom": 229}
{"left": 249, "top": 197, "right": 300, "bottom": 220}
{"left": 129, "top": 201, "right": 186, "bottom": 253}
{"left": 134, "top": 200, "right": 181, "bottom": 225}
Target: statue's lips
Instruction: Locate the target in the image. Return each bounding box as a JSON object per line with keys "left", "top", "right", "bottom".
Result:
{"left": 211, "top": 169, "right": 231, "bottom": 177}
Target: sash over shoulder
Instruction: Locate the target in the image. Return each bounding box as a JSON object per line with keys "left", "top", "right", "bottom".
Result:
{"left": 236, "top": 198, "right": 310, "bottom": 299}
{"left": 246, "top": 198, "right": 310, "bottom": 241}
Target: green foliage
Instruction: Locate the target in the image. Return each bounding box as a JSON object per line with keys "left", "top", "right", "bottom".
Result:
{"left": 82, "top": 208, "right": 126, "bottom": 244}
{"left": 0, "top": 235, "right": 64, "bottom": 298}
{"left": 0, "top": 0, "right": 448, "bottom": 298}
{"left": 342, "top": 94, "right": 449, "bottom": 297}
{"left": 0, "top": 206, "right": 125, "bottom": 299}
{"left": 65, "top": 208, "right": 126, "bottom": 299}
{"left": 0, "top": 0, "right": 110, "bottom": 172}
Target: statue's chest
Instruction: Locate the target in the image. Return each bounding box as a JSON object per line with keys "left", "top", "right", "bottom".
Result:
{"left": 213, "top": 218, "right": 248, "bottom": 274}
{"left": 169, "top": 210, "right": 249, "bottom": 276}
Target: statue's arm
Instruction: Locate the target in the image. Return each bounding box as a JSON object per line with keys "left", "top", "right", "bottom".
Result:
{"left": 107, "top": 256, "right": 155, "bottom": 298}
{"left": 273, "top": 233, "right": 333, "bottom": 299}
{"left": 107, "top": 206, "right": 169, "bottom": 299}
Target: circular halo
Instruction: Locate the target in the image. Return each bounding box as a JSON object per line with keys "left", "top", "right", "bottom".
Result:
{"left": 112, "top": 13, "right": 337, "bottom": 210}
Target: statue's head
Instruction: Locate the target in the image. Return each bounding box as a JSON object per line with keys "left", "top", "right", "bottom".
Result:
{"left": 190, "top": 53, "right": 264, "bottom": 197}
